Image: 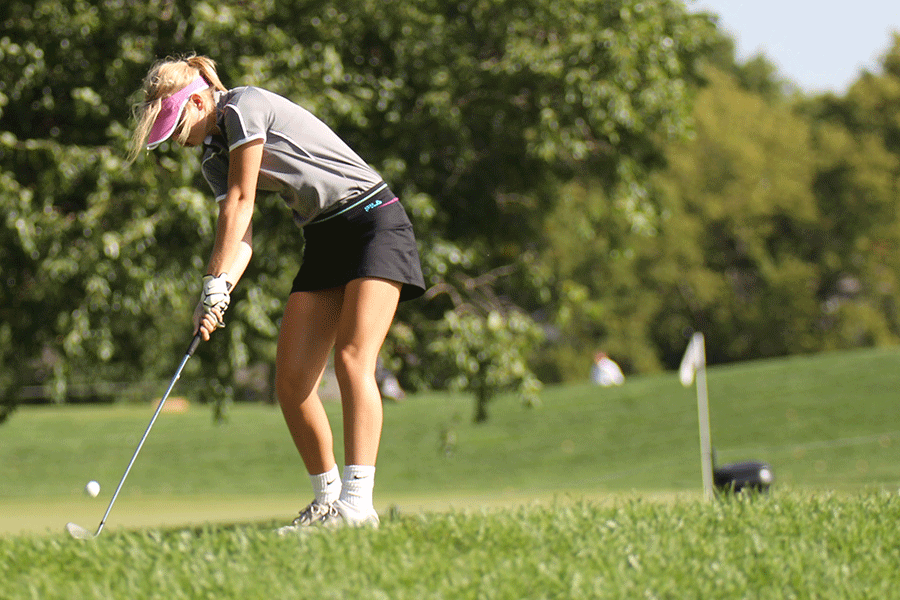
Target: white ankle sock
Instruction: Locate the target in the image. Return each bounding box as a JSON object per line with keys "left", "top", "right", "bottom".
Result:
{"left": 310, "top": 465, "right": 341, "bottom": 504}
{"left": 339, "top": 465, "right": 376, "bottom": 511}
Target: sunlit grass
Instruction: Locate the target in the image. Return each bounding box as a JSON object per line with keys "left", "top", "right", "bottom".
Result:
{"left": 4, "top": 491, "right": 899, "bottom": 599}
{"left": 2, "top": 346, "right": 900, "bottom": 597}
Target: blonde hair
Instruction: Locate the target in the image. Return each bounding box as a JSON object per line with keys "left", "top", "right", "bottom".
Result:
{"left": 127, "top": 54, "right": 227, "bottom": 163}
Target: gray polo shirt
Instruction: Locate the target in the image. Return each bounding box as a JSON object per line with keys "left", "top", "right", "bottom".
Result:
{"left": 201, "top": 86, "right": 382, "bottom": 227}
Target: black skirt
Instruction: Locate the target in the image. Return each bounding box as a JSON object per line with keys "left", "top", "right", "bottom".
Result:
{"left": 290, "top": 184, "right": 426, "bottom": 302}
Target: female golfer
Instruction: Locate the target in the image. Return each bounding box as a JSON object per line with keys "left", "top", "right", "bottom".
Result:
{"left": 128, "top": 55, "right": 425, "bottom": 530}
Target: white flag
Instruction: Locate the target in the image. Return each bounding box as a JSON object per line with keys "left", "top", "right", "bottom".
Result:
{"left": 679, "top": 333, "right": 705, "bottom": 387}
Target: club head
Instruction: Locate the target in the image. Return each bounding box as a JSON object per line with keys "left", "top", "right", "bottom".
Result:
{"left": 65, "top": 522, "right": 96, "bottom": 540}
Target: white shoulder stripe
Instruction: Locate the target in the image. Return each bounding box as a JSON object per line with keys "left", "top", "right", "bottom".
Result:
{"left": 224, "top": 104, "right": 249, "bottom": 132}
{"left": 269, "top": 130, "right": 304, "bottom": 151}
{"left": 229, "top": 133, "right": 266, "bottom": 152}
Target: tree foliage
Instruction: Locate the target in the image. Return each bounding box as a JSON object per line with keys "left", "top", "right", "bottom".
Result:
{"left": 646, "top": 50, "right": 900, "bottom": 368}
{"left": 535, "top": 35, "right": 900, "bottom": 378}
{"left": 6, "top": 0, "right": 897, "bottom": 424}
{"left": 0, "top": 0, "right": 716, "bottom": 422}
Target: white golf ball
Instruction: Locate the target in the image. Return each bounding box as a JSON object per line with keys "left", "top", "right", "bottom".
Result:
{"left": 85, "top": 480, "right": 100, "bottom": 498}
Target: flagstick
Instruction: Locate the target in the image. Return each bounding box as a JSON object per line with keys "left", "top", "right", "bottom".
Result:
{"left": 695, "top": 339, "right": 714, "bottom": 501}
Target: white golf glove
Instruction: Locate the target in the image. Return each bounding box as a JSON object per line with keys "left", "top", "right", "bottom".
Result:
{"left": 200, "top": 274, "right": 232, "bottom": 327}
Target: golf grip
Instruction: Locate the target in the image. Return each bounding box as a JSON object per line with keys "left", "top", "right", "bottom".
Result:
{"left": 187, "top": 332, "right": 202, "bottom": 357}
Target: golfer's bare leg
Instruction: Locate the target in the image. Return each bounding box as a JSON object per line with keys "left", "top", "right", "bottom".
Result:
{"left": 275, "top": 288, "right": 343, "bottom": 475}
{"left": 333, "top": 278, "right": 401, "bottom": 466}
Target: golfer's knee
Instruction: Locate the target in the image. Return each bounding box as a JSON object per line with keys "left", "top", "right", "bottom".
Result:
{"left": 275, "top": 364, "right": 316, "bottom": 404}
{"left": 333, "top": 345, "right": 374, "bottom": 389}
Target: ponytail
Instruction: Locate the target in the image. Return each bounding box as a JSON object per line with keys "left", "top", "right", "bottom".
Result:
{"left": 126, "top": 54, "right": 226, "bottom": 163}
{"left": 185, "top": 55, "right": 227, "bottom": 93}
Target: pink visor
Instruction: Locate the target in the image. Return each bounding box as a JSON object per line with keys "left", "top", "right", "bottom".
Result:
{"left": 146, "top": 76, "right": 210, "bottom": 149}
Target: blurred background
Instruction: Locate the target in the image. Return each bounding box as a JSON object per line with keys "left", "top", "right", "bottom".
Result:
{"left": 2, "top": 0, "right": 899, "bottom": 425}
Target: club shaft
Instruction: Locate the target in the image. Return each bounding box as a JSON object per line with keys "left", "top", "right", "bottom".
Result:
{"left": 94, "top": 334, "right": 201, "bottom": 536}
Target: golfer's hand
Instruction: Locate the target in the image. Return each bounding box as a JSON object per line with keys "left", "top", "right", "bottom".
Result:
{"left": 200, "top": 274, "right": 231, "bottom": 326}
{"left": 193, "top": 301, "right": 223, "bottom": 341}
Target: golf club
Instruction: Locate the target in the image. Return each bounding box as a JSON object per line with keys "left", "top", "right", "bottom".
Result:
{"left": 66, "top": 333, "right": 202, "bottom": 540}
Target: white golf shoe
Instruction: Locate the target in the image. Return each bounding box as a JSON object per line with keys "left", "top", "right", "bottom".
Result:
{"left": 334, "top": 499, "right": 380, "bottom": 528}
{"left": 276, "top": 500, "right": 379, "bottom": 535}
{"left": 276, "top": 501, "right": 342, "bottom": 535}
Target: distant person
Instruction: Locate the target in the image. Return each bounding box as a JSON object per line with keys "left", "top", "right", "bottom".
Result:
{"left": 128, "top": 55, "right": 425, "bottom": 530}
{"left": 591, "top": 351, "right": 625, "bottom": 387}
{"left": 375, "top": 357, "right": 406, "bottom": 402}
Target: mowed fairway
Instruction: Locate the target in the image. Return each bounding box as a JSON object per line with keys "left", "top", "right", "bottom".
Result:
{"left": 4, "top": 493, "right": 900, "bottom": 599}
{"left": 2, "top": 347, "right": 900, "bottom": 598}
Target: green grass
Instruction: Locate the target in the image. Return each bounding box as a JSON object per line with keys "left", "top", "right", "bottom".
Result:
{"left": 2, "top": 346, "right": 898, "bottom": 504}
{"left": 2, "top": 346, "right": 900, "bottom": 598}
{"left": 3, "top": 493, "right": 899, "bottom": 599}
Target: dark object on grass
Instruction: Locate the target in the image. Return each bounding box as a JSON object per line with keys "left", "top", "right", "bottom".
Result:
{"left": 713, "top": 460, "right": 774, "bottom": 494}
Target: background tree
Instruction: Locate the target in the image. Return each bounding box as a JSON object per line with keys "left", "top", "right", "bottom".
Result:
{"left": 800, "top": 34, "right": 900, "bottom": 346}
{"left": 654, "top": 67, "right": 821, "bottom": 362}
{"left": 0, "top": 0, "right": 716, "bottom": 422}
{"left": 226, "top": 0, "right": 717, "bottom": 408}
{"left": 532, "top": 31, "right": 900, "bottom": 380}
{"left": 0, "top": 1, "right": 287, "bottom": 420}
{"left": 650, "top": 59, "right": 900, "bottom": 367}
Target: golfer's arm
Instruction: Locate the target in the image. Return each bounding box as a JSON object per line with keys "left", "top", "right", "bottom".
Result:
{"left": 206, "top": 139, "right": 263, "bottom": 287}
{"left": 226, "top": 223, "right": 253, "bottom": 289}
